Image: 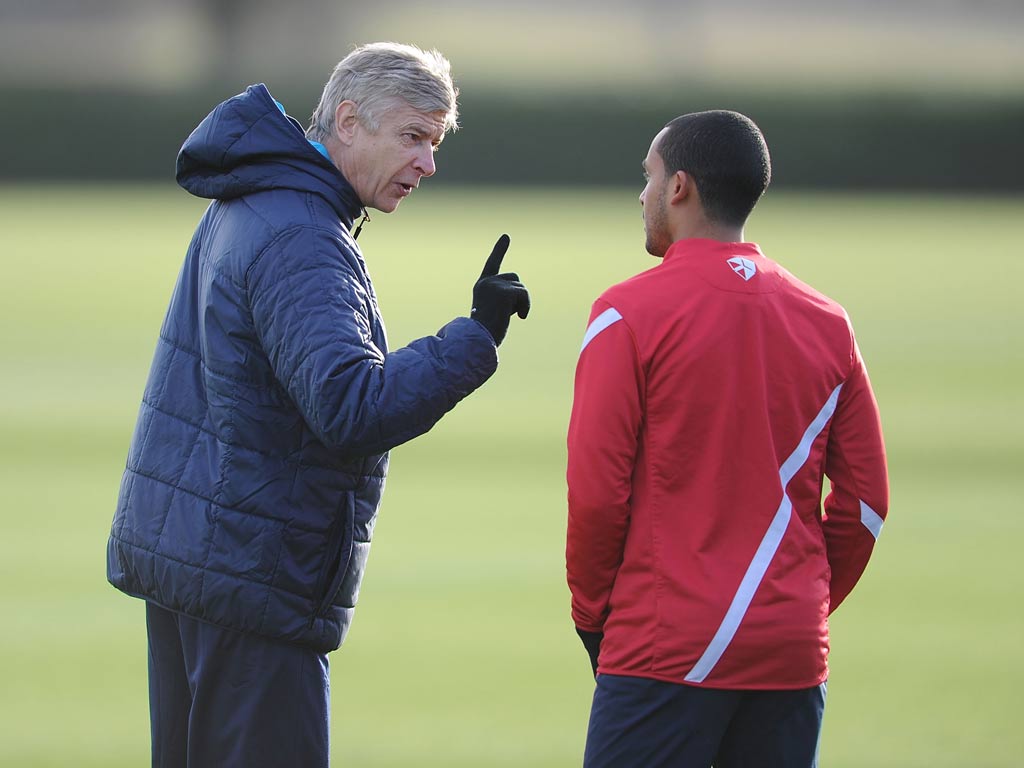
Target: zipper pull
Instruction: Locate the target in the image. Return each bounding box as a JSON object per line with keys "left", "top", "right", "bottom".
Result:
{"left": 352, "top": 208, "right": 371, "bottom": 240}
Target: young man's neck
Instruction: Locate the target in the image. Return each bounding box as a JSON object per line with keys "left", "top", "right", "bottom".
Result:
{"left": 674, "top": 219, "right": 745, "bottom": 243}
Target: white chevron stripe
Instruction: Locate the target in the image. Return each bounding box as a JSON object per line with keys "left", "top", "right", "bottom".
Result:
{"left": 860, "top": 500, "right": 884, "bottom": 539}
{"left": 685, "top": 383, "right": 844, "bottom": 684}
{"left": 580, "top": 307, "right": 623, "bottom": 353}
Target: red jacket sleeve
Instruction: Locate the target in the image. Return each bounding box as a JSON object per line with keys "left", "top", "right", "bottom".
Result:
{"left": 823, "top": 339, "right": 889, "bottom": 612}
{"left": 566, "top": 301, "right": 644, "bottom": 633}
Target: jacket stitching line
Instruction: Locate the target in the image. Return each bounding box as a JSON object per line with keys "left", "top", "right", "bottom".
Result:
{"left": 123, "top": 467, "right": 338, "bottom": 535}
{"left": 112, "top": 537, "right": 308, "bottom": 601}
{"left": 197, "top": 250, "right": 247, "bottom": 291}
{"left": 135, "top": 400, "right": 383, "bottom": 476}
{"left": 259, "top": 522, "right": 290, "bottom": 634}
{"left": 156, "top": 334, "right": 201, "bottom": 360}
{"left": 284, "top": 342, "right": 383, "bottom": 419}
{"left": 155, "top": 335, "right": 279, "bottom": 388}
{"left": 152, "top": 411, "right": 205, "bottom": 554}
{"left": 199, "top": 371, "right": 237, "bottom": 615}
{"left": 244, "top": 223, "right": 335, "bottom": 283}
{"left": 218, "top": 110, "right": 278, "bottom": 168}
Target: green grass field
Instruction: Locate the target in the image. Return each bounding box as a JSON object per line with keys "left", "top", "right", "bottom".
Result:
{"left": 1, "top": 183, "right": 1021, "bottom": 767}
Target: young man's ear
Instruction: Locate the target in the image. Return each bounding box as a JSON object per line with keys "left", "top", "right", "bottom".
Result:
{"left": 668, "top": 170, "right": 693, "bottom": 205}
{"left": 333, "top": 100, "right": 360, "bottom": 146}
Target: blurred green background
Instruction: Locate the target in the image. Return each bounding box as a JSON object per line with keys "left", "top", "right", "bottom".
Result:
{"left": 1, "top": 1, "right": 1023, "bottom": 766}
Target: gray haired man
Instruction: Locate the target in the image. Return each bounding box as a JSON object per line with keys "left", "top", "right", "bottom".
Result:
{"left": 107, "top": 42, "right": 529, "bottom": 766}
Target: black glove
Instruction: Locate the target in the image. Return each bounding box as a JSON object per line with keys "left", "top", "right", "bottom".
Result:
{"left": 576, "top": 628, "right": 603, "bottom": 678}
{"left": 471, "top": 234, "right": 530, "bottom": 346}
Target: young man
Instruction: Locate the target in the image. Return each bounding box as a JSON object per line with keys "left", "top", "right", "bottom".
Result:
{"left": 107, "top": 42, "right": 529, "bottom": 767}
{"left": 566, "top": 110, "right": 888, "bottom": 767}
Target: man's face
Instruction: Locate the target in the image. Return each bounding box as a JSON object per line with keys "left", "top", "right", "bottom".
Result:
{"left": 640, "top": 128, "right": 672, "bottom": 258}
{"left": 345, "top": 101, "right": 446, "bottom": 213}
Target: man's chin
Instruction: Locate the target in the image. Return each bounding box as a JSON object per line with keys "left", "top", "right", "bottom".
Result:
{"left": 644, "top": 238, "right": 668, "bottom": 258}
{"left": 370, "top": 199, "right": 400, "bottom": 214}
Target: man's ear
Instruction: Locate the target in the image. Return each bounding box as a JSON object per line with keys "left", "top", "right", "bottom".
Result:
{"left": 668, "top": 170, "right": 692, "bottom": 205}
{"left": 334, "top": 100, "right": 360, "bottom": 146}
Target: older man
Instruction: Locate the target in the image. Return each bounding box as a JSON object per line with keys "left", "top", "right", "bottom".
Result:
{"left": 108, "top": 43, "right": 529, "bottom": 767}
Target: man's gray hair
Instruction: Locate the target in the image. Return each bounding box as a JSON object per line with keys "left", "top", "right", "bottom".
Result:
{"left": 307, "top": 42, "right": 459, "bottom": 142}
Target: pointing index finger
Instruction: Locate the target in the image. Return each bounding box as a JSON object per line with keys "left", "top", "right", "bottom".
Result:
{"left": 480, "top": 234, "right": 511, "bottom": 279}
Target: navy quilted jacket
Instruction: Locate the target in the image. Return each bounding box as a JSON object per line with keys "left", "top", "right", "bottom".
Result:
{"left": 107, "top": 84, "right": 498, "bottom": 651}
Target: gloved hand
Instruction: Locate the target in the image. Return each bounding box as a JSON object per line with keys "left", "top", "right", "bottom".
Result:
{"left": 576, "top": 628, "right": 603, "bottom": 678}
{"left": 471, "top": 234, "right": 530, "bottom": 346}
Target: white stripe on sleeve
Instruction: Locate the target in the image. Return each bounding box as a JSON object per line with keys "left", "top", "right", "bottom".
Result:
{"left": 684, "top": 383, "right": 844, "bottom": 684}
{"left": 580, "top": 307, "right": 623, "bottom": 353}
{"left": 860, "top": 500, "right": 884, "bottom": 539}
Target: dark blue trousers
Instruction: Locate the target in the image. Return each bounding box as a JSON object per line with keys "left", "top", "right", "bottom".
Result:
{"left": 146, "top": 602, "right": 330, "bottom": 768}
{"left": 584, "top": 674, "right": 826, "bottom": 768}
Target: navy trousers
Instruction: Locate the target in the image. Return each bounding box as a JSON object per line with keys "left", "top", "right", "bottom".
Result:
{"left": 145, "top": 602, "right": 330, "bottom": 768}
{"left": 584, "top": 674, "right": 826, "bottom": 768}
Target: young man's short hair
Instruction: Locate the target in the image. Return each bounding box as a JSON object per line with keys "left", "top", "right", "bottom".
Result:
{"left": 658, "top": 110, "right": 771, "bottom": 228}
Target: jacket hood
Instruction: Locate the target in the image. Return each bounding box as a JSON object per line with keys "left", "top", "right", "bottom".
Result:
{"left": 176, "top": 83, "right": 362, "bottom": 226}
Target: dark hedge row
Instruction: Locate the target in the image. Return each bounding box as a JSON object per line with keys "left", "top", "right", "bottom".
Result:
{"left": 5, "top": 84, "right": 1021, "bottom": 191}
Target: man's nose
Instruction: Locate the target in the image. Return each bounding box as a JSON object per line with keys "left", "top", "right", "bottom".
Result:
{"left": 415, "top": 145, "right": 436, "bottom": 177}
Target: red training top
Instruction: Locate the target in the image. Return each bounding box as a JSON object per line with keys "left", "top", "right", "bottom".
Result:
{"left": 566, "top": 239, "right": 889, "bottom": 689}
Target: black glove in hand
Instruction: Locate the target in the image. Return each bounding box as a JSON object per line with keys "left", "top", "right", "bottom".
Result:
{"left": 576, "top": 628, "right": 603, "bottom": 678}
{"left": 471, "top": 234, "right": 530, "bottom": 346}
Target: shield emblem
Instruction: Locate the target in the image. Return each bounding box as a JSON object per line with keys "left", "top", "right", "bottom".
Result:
{"left": 727, "top": 256, "right": 757, "bottom": 281}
